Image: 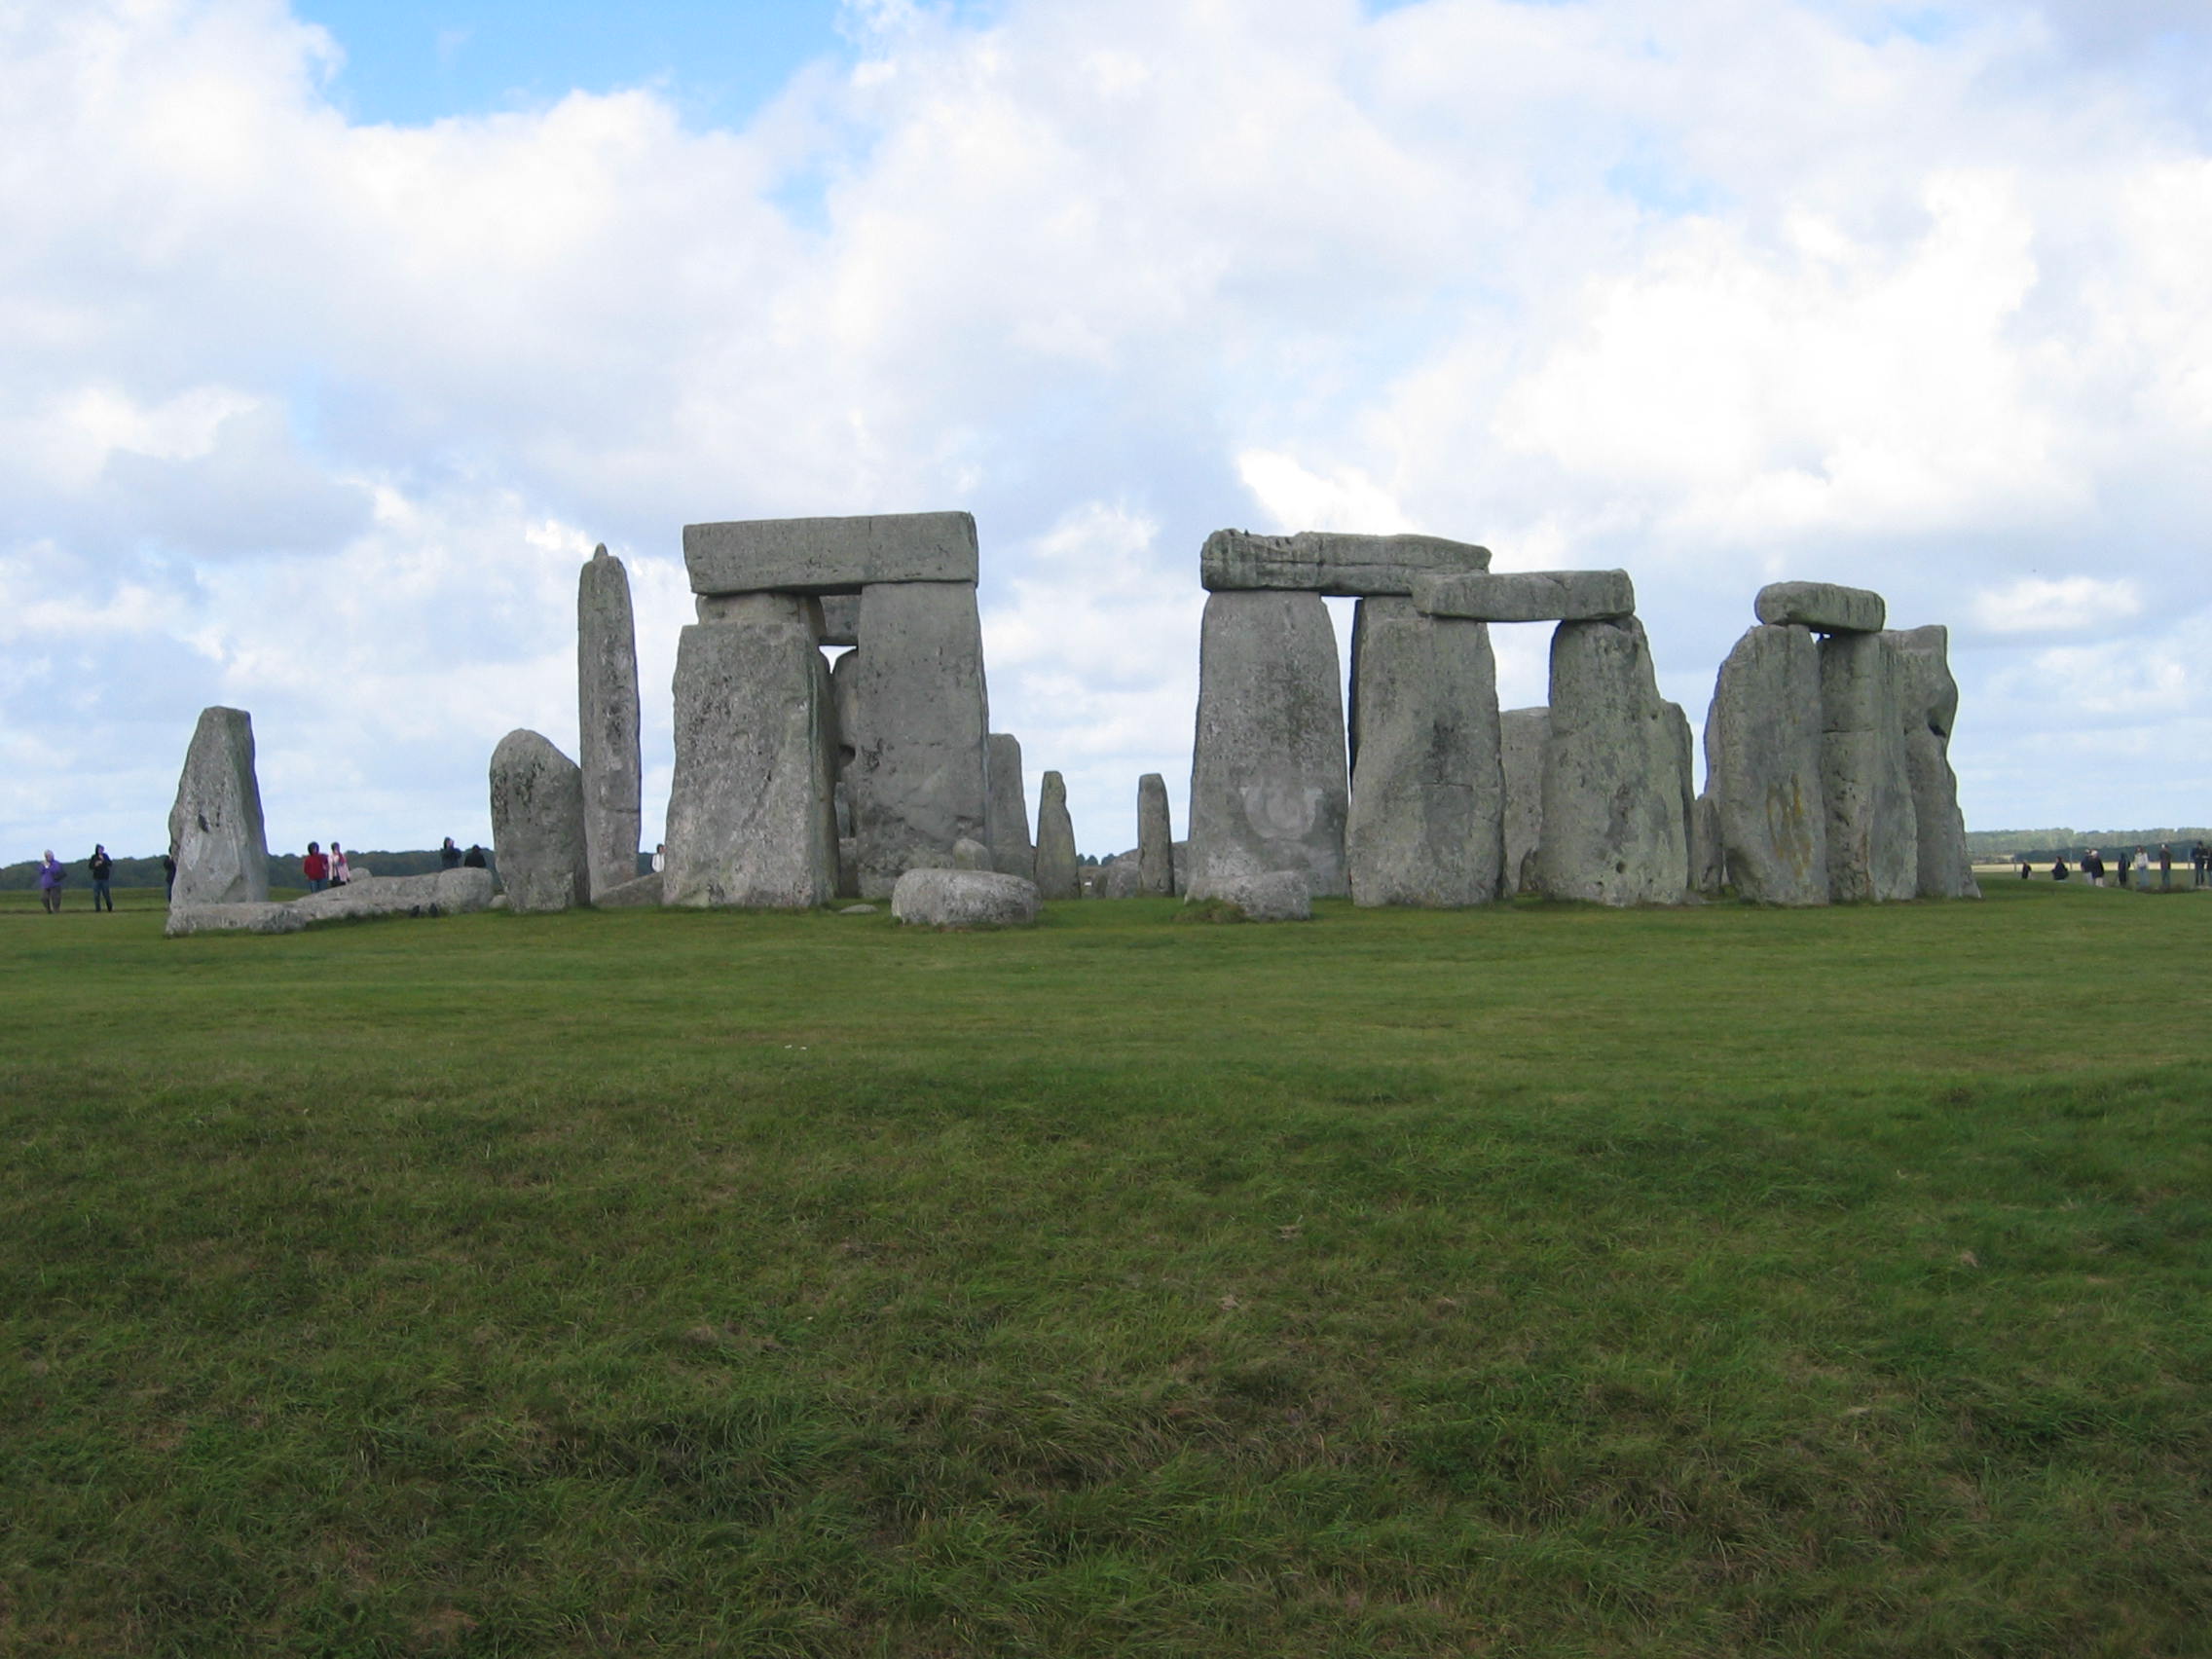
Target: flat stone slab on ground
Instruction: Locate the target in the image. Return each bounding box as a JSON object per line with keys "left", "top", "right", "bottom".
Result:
{"left": 1201, "top": 529, "right": 1490, "bottom": 596}
{"left": 594, "top": 871, "right": 663, "bottom": 907}
{"left": 165, "top": 902, "right": 305, "bottom": 938}
{"left": 890, "top": 867, "right": 1041, "bottom": 928}
{"left": 1756, "top": 581, "right": 1886, "bottom": 634}
{"left": 1412, "top": 569, "right": 1635, "bottom": 623}
{"left": 1197, "top": 870, "right": 1312, "bottom": 921}
{"left": 684, "top": 512, "right": 978, "bottom": 594}
{"left": 290, "top": 868, "right": 497, "bottom": 923}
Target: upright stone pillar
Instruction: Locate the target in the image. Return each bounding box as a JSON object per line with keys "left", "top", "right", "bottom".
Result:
{"left": 848, "top": 582, "right": 990, "bottom": 899}
{"left": 490, "top": 729, "right": 591, "bottom": 913}
{"left": 1499, "top": 708, "right": 1548, "bottom": 896}
{"left": 1889, "top": 625, "right": 1979, "bottom": 900}
{"left": 986, "top": 733, "right": 1036, "bottom": 881}
{"left": 1345, "top": 597, "right": 1504, "bottom": 906}
{"left": 1187, "top": 590, "right": 1350, "bottom": 900}
{"left": 167, "top": 706, "right": 270, "bottom": 906}
{"left": 1035, "top": 770, "right": 1080, "bottom": 899}
{"left": 1538, "top": 618, "right": 1690, "bottom": 905}
{"left": 664, "top": 595, "right": 839, "bottom": 908}
{"left": 1708, "top": 624, "right": 1827, "bottom": 905}
{"left": 1136, "top": 773, "right": 1174, "bottom": 897}
{"left": 1820, "top": 632, "right": 1918, "bottom": 903}
{"left": 577, "top": 545, "right": 641, "bottom": 900}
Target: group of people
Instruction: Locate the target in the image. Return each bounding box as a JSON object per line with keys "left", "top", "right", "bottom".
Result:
{"left": 29, "top": 835, "right": 498, "bottom": 911}
{"left": 2025, "top": 841, "right": 2208, "bottom": 890}
{"left": 33, "top": 844, "right": 147, "bottom": 913}
{"left": 438, "top": 836, "right": 490, "bottom": 869}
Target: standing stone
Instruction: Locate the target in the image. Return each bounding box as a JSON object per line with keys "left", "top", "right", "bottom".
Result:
{"left": 1035, "top": 771, "right": 1079, "bottom": 899}
{"left": 577, "top": 545, "right": 642, "bottom": 902}
{"left": 1708, "top": 624, "right": 1828, "bottom": 905}
{"left": 1537, "top": 619, "right": 1690, "bottom": 905}
{"left": 1820, "top": 632, "right": 1919, "bottom": 903}
{"left": 986, "top": 733, "right": 1036, "bottom": 881}
{"left": 663, "top": 595, "right": 839, "bottom": 908}
{"left": 1689, "top": 788, "right": 1725, "bottom": 897}
{"left": 1345, "top": 597, "right": 1504, "bottom": 907}
{"left": 1890, "top": 625, "right": 1980, "bottom": 900}
{"left": 848, "top": 582, "right": 990, "bottom": 899}
{"left": 1187, "top": 590, "right": 1350, "bottom": 900}
{"left": 490, "top": 729, "right": 591, "bottom": 913}
{"left": 1137, "top": 774, "right": 1174, "bottom": 896}
{"left": 167, "top": 706, "right": 270, "bottom": 906}
{"left": 1499, "top": 708, "right": 1548, "bottom": 896}
{"left": 830, "top": 648, "right": 862, "bottom": 897}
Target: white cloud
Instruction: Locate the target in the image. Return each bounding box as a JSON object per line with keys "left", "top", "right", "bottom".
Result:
{"left": 1972, "top": 573, "right": 2143, "bottom": 635}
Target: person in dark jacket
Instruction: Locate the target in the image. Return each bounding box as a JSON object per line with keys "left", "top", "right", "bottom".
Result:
{"left": 2051, "top": 858, "right": 2069, "bottom": 881}
{"left": 462, "top": 844, "right": 488, "bottom": 868}
{"left": 163, "top": 849, "right": 176, "bottom": 900}
{"left": 88, "top": 845, "right": 114, "bottom": 911}
{"left": 440, "top": 836, "right": 461, "bottom": 869}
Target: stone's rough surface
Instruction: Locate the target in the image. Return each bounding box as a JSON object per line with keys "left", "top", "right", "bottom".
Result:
{"left": 167, "top": 706, "right": 271, "bottom": 907}
{"left": 1034, "top": 771, "right": 1080, "bottom": 899}
{"left": 890, "top": 867, "right": 1041, "bottom": 928}
{"left": 848, "top": 582, "right": 991, "bottom": 898}
{"left": 1820, "top": 632, "right": 1920, "bottom": 903}
{"left": 1890, "top": 625, "right": 1980, "bottom": 900}
{"left": 1187, "top": 591, "right": 1351, "bottom": 900}
{"left": 1345, "top": 598, "right": 1505, "bottom": 906}
{"left": 1200, "top": 529, "right": 1491, "bottom": 596}
{"left": 577, "top": 545, "right": 643, "bottom": 902}
{"left": 1499, "top": 708, "right": 1549, "bottom": 896}
{"left": 1104, "top": 860, "right": 1143, "bottom": 899}
{"left": 1538, "top": 619, "right": 1691, "bottom": 905}
{"left": 1756, "top": 581, "right": 1887, "bottom": 634}
{"left": 684, "top": 512, "right": 978, "bottom": 595}
{"left": 490, "top": 729, "right": 592, "bottom": 913}
{"left": 595, "top": 871, "right": 663, "bottom": 907}
{"left": 1171, "top": 840, "right": 1189, "bottom": 896}
{"left": 1708, "top": 624, "right": 1828, "bottom": 905}
{"left": 664, "top": 596, "right": 840, "bottom": 908}
{"left": 838, "top": 903, "right": 877, "bottom": 915}
{"left": 1412, "top": 569, "right": 1636, "bottom": 623}
{"left": 1137, "top": 773, "right": 1174, "bottom": 896}
{"left": 165, "top": 901, "right": 304, "bottom": 938}
{"left": 290, "top": 868, "right": 497, "bottom": 922}
{"left": 817, "top": 593, "right": 861, "bottom": 647}
{"left": 951, "top": 836, "right": 992, "bottom": 870}
{"left": 1202, "top": 870, "right": 1312, "bottom": 921}
{"left": 1689, "top": 790, "right": 1725, "bottom": 897}
{"left": 985, "top": 733, "right": 1036, "bottom": 880}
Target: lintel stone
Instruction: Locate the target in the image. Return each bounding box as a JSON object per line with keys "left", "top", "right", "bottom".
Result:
{"left": 684, "top": 511, "right": 978, "bottom": 595}
{"left": 1200, "top": 529, "right": 1490, "bottom": 597}
{"left": 1756, "top": 581, "right": 1886, "bottom": 634}
{"left": 1412, "top": 569, "right": 1635, "bottom": 623}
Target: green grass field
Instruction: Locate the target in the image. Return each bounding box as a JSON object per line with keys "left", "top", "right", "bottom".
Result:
{"left": 4, "top": 881, "right": 2209, "bottom": 1656}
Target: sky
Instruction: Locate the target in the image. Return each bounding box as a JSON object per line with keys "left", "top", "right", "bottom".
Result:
{"left": 4, "top": 0, "right": 2209, "bottom": 866}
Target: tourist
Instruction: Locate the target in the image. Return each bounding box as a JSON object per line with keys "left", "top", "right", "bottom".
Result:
{"left": 2017, "top": 856, "right": 2030, "bottom": 880}
{"left": 162, "top": 848, "right": 175, "bottom": 901}
{"left": 461, "top": 843, "right": 488, "bottom": 868}
{"left": 2118, "top": 847, "right": 2133, "bottom": 890}
{"left": 37, "top": 850, "right": 65, "bottom": 913}
{"left": 440, "top": 836, "right": 461, "bottom": 869}
{"left": 302, "top": 841, "right": 329, "bottom": 893}
{"left": 2195, "top": 840, "right": 2207, "bottom": 888}
{"left": 330, "top": 842, "right": 351, "bottom": 886}
{"left": 2136, "top": 846, "right": 2152, "bottom": 891}
{"left": 2083, "top": 848, "right": 2104, "bottom": 888}
{"left": 2159, "top": 843, "right": 2172, "bottom": 890}
{"left": 651, "top": 843, "right": 667, "bottom": 874}
{"left": 2051, "top": 857, "right": 2069, "bottom": 881}
{"left": 87, "top": 844, "right": 114, "bottom": 911}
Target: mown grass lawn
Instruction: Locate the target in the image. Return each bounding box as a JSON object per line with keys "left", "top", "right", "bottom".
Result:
{"left": 3, "top": 880, "right": 2209, "bottom": 1656}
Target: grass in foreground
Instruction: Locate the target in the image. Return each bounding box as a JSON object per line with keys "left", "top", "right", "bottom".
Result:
{"left": 3, "top": 881, "right": 2210, "bottom": 1656}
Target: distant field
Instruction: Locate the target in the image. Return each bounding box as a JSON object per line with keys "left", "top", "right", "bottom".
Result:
{"left": 4, "top": 883, "right": 2209, "bottom": 1655}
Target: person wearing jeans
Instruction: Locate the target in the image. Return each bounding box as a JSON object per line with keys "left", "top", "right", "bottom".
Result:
{"left": 88, "top": 844, "right": 113, "bottom": 911}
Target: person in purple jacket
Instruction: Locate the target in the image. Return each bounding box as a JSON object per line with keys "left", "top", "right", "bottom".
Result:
{"left": 38, "top": 850, "right": 66, "bottom": 913}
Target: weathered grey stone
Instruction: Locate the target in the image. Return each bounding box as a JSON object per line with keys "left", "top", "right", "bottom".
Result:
{"left": 1345, "top": 598, "right": 1504, "bottom": 906}
{"left": 837, "top": 903, "right": 878, "bottom": 914}
{"left": 890, "top": 867, "right": 1041, "bottom": 928}
{"left": 986, "top": 733, "right": 1036, "bottom": 881}
{"left": 1170, "top": 839, "right": 1188, "bottom": 897}
{"left": 165, "top": 901, "right": 303, "bottom": 938}
{"left": 290, "top": 867, "right": 497, "bottom": 923}
{"left": 1537, "top": 619, "right": 1691, "bottom": 905}
{"left": 1889, "top": 625, "right": 1979, "bottom": 900}
{"left": 1103, "top": 859, "right": 1143, "bottom": 899}
{"left": 684, "top": 512, "right": 978, "bottom": 595}
{"left": 848, "top": 582, "right": 990, "bottom": 899}
{"left": 1136, "top": 774, "right": 1174, "bottom": 896}
{"left": 1689, "top": 789, "right": 1725, "bottom": 897}
{"left": 1756, "top": 581, "right": 1886, "bottom": 634}
{"left": 489, "top": 895, "right": 510, "bottom": 910}
{"left": 1199, "top": 869, "right": 1312, "bottom": 921}
{"left": 817, "top": 593, "right": 861, "bottom": 647}
{"left": 577, "top": 545, "right": 642, "bottom": 902}
{"left": 951, "top": 836, "right": 992, "bottom": 870}
{"left": 490, "top": 729, "right": 591, "bottom": 913}
{"left": 1201, "top": 529, "right": 1491, "bottom": 596}
{"left": 167, "top": 706, "right": 270, "bottom": 907}
{"left": 1499, "top": 708, "right": 1548, "bottom": 897}
{"left": 664, "top": 596, "right": 840, "bottom": 908}
{"left": 595, "top": 870, "right": 663, "bottom": 907}
{"left": 1187, "top": 590, "right": 1350, "bottom": 900}
{"left": 1820, "top": 632, "right": 1919, "bottom": 903}
{"left": 1708, "top": 623, "right": 1827, "bottom": 905}
{"left": 1412, "top": 569, "right": 1636, "bottom": 623}
{"left": 1667, "top": 701, "right": 1698, "bottom": 891}
{"left": 1035, "top": 770, "right": 1080, "bottom": 899}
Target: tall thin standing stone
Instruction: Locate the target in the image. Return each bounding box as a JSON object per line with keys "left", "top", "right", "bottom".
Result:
{"left": 167, "top": 706, "right": 270, "bottom": 906}
{"left": 1499, "top": 708, "right": 1548, "bottom": 896}
{"left": 1137, "top": 774, "right": 1174, "bottom": 896}
{"left": 1889, "top": 625, "right": 1979, "bottom": 900}
{"left": 577, "top": 545, "right": 641, "bottom": 899}
{"left": 986, "top": 733, "right": 1036, "bottom": 881}
{"left": 1537, "top": 618, "right": 1690, "bottom": 905}
{"left": 1820, "top": 632, "right": 1919, "bottom": 903}
{"left": 1035, "top": 771, "right": 1080, "bottom": 900}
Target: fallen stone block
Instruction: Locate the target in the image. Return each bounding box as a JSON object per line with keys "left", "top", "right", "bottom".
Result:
{"left": 595, "top": 871, "right": 664, "bottom": 907}
{"left": 684, "top": 511, "right": 978, "bottom": 594}
{"left": 167, "top": 706, "right": 271, "bottom": 907}
{"left": 290, "top": 868, "right": 498, "bottom": 923}
{"left": 1412, "top": 569, "right": 1635, "bottom": 623}
{"left": 491, "top": 729, "right": 592, "bottom": 913}
{"left": 1198, "top": 869, "right": 1312, "bottom": 921}
{"left": 1756, "top": 581, "right": 1886, "bottom": 634}
{"left": 165, "top": 901, "right": 304, "bottom": 938}
{"left": 1201, "top": 529, "right": 1490, "bottom": 596}
{"left": 890, "top": 867, "right": 1041, "bottom": 928}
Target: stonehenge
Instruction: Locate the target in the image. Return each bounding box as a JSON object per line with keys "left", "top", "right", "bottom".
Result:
{"left": 1412, "top": 569, "right": 1636, "bottom": 625}
{"left": 1201, "top": 529, "right": 1492, "bottom": 595}
{"left": 1034, "top": 770, "right": 1080, "bottom": 899}
{"left": 168, "top": 706, "right": 271, "bottom": 906}
{"left": 577, "top": 545, "right": 642, "bottom": 901}
{"left": 890, "top": 867, "right": 1041, "bottom": 929}
{"left": 1707, "top": 624, "right": 1827, "bottom": 905}
{"left": 1890, "top": 626, "right": 1980, "bottom": 900}
{"left": 1137, "top": 774, "right": 1174, "bottom": 896}
{"left": 490, "top": 729, "right": 592, "bottom": 913}
{"left": 1536, "top": 619, "right": 1692, "bottom": 905}
{"left": 986, "top": 734, "right": 1036, "bottom": 880}
{"left": 1499, "top": 709, "right": 1548, "bottom": 897}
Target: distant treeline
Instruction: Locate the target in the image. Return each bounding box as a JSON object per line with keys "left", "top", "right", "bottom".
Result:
{"left": 1964, "top": 828, "right": 2212, "bottom": 863}
{"left": 0, "top": 846, "right": 525, "bottom": 891}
